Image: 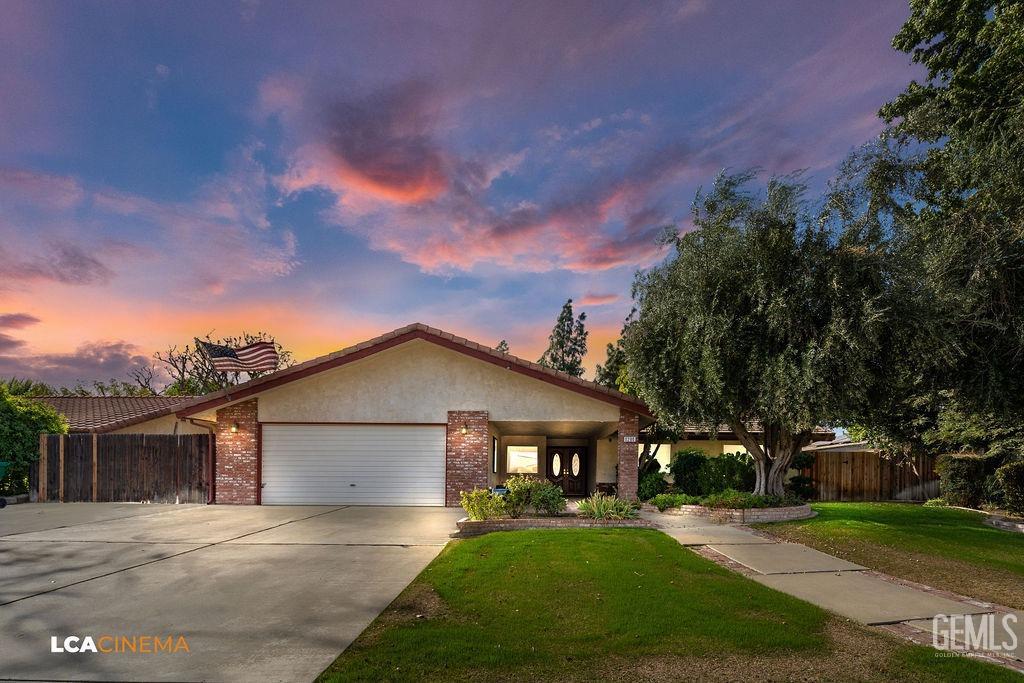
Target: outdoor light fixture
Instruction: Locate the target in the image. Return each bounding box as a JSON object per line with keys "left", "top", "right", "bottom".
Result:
{"left": 460, "top": 423, "right": 468, "bottom": 435}
{"left": 230, "top": 422, "right": 239, "bottom": 433}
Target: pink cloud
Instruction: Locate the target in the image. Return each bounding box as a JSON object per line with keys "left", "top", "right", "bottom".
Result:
{"left": 0, "top": 169, "right": 85, "bottom": 210}
{"left": 278, "top": 91, "right": 684, "bottom": 275}
{"left": 579, "top": 293, "right": 620, "bottom": 306}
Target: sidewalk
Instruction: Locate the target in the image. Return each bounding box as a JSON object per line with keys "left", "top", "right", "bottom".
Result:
{"left": 644, "top": 509, "right": 1023, "bottom": 668}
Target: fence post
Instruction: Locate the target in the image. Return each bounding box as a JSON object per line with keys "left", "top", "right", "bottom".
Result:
{"left": 38, "top": 434, "right": 47, "bottom": 502}
{"left": 92, "top": 433, "right": 99, "bottom": 502}
{"left": 58, "top": 434, "right": 65, "bottom": 503}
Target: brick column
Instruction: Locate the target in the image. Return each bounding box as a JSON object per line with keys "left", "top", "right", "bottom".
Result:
{"left": 446, "top": 410, "right": 489, "bottom": 507}
{"left": 616, "top": 409, "right": 639, "bottom": 500}
{"left": 215, "top": 399, "right": 259, "bottom": 505}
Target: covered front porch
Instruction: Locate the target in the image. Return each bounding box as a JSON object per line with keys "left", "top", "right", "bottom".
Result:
{"left": 485, "top": 411, "right": 647, "bottom": 498}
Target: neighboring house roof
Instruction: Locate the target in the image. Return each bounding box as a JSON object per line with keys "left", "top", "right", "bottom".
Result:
{"left": 175, "top": 323, "right": 654, "bottom": 419}
{"left": 32, "top": 396, "right": 198, "bottom": 433}
{"left": 804, "top": 437, "right": 872, "bottom": 452}
{"left": 674, "top": 422, "right": 835, "bottom": 440}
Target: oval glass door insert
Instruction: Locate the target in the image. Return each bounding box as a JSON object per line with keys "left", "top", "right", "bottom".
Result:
{"left": 571, "top": 452, "right": 581, "bottom": 476}
{"left": 551, "top": 453, "right": 562, "bottom": 477}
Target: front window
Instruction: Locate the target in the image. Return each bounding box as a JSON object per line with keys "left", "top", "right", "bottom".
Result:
{"left": 506, "top": 445, "right": 539, "bottom": 474}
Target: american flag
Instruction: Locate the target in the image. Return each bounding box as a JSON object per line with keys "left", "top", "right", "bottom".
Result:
{"left": 198, "top": 340, "right": 279, "bottom": 373}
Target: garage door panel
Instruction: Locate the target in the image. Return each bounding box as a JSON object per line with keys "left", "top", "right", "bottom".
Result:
{"left": 261, "top": 424, "right": 446, "bottom": 505}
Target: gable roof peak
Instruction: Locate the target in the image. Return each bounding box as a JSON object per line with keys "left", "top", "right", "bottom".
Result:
{"left": 174, "top": 322, "right": 651, "bottom": 418}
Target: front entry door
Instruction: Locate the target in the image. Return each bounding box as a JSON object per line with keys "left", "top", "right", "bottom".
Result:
{"left": 546, "top": 447, "right": 587, "bottom": 496}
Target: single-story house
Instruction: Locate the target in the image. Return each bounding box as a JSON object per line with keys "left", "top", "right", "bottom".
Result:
{"left": 34, "top": 324, "right": 834, "bottom": 507}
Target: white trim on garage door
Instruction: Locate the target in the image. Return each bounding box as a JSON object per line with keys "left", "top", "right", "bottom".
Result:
{"left": 261, "top": 424, "right": 446, "bottom": 505}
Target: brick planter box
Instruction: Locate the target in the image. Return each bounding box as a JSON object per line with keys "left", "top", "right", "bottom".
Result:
{"left": 654, "top": 503, "right": 815, "bottom": 524}
{"left": 455, "top": 515, "right": 655, "bottom": 537}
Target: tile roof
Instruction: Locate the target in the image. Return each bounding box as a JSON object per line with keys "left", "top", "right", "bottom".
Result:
{"left": 803, "top": 437, "right": 870, "bottom": 452}
{"left": 175, "top": 322, "right": 653, "bottom": 417}
{"left": 33, "top": 396, "right": 197, "bottom": 433}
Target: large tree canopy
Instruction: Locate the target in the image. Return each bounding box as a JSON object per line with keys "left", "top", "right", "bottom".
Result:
{"left": 878, "top": 0, "right": 1024, "bottom": 417}
{"left": 624, "top": 171, "right": 906, "bottom": 495}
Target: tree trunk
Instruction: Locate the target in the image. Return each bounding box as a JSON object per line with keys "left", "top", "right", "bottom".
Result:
{"left": 732, "top": 419, "right": 812, "bottom": 497}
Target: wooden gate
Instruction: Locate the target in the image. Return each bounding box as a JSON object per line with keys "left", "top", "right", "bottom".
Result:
{"left": 802, "top": 450, "right": 938, "bottom": 501}
{"left": 30, "top": 433, "right": 213, "bottom": 503}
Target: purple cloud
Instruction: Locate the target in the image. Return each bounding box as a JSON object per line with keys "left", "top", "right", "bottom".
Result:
{"left": 0, "top": 333, "right": 26, "bottom": 352}
{"left": 0, "top": 313, "right": 41, "bottom": 329}
{"left": 0, "top": 340, "right": 153, "bottom": 388}
{"left": 0, "top": 242, "right": 113, "bottom": 286}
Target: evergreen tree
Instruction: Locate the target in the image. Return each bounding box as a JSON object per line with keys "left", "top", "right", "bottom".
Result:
{"left": 495, "top": 339, "right": 510, "bottom": 354}
{"left": 537, "top": 299, "right": 588, "bottom": 377}
{"left": 594, "top": 340, "right": 625, "bottom": 389}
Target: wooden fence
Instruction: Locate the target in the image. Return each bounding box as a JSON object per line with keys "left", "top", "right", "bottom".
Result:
{"left": 801, "top": 450, "right": 939, "bottom": 502}
{"left": 30, "top": 433, "right": 213, "bottom": 504}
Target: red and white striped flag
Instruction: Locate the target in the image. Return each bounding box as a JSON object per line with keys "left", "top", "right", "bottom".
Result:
{"left": 198, "top": 340, "right": 279, "bottom": 373}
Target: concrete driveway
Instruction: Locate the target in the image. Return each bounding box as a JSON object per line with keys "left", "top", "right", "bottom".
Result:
{"left": 0, "top": 503, "right": 462, "bottom": 682}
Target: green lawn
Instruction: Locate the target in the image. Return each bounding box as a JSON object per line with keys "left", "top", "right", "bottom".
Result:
{"left": 318, "top": 529, "right": 1014, "bottom": 682}
{"left": 756, "top": 502, "right": 1024, "bottom": 610}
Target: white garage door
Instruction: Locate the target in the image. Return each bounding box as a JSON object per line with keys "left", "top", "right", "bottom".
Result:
{"left": 261, "top": 424, "right": 446, "bottom": 505}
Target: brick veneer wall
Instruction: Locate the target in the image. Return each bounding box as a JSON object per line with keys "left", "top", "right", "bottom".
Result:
{"left": 617, "top": 409, "right": 639, "bottom": 500}
{"left": 446, "top": 410, "right": 489, "bottom": 506}
{"left": 215, "top": 399, "right": 259, "bottom": 505}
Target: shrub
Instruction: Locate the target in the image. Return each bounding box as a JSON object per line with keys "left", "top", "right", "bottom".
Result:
{"left": 637, "top": 471, "right": 667, "bottom": 501}
{"left": 668, "top": 448, "right": 706, "bottom": 495}
{"left": 790, "top": 452, "right": 816, "bottom": 470}
{"left": 460, "top": 489, "right": 504, "bottom": 521}
{"left": 530, "top": 480, "right": 567, "bottom": 516}
{"left": 923, "top": 497, "right": 948, "bottom": 507}
{"left": 982, "top": 474, "right": 1006, "bottom": 508}
{"left": 502, "top": 474, "right": 537, "bottom": 518}
{"left": 786, "top": 474, "right": 815, "bottom": 501}
{"left": 697, "top": 451, "right": 756, "bottom": 495}
{"left": 576, "top": 492, "right": 639, "bottom": 520}
{"left": 649, "top": 492, "right": 701, "bottom": 511}
{"left": 0, "top": 386, "right": 67, "bottom": 495}
{"left": 996, "top": 460, "right": 1024, "bottom": 516}
{"left": 700, "top": 489, "right": 801, "bottom": 509}
{"left": 936, "top": 453, "right": 987, "bottom": 508}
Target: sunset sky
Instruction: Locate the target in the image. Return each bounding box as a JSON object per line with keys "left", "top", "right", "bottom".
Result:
{"left": 0, "top": 0, "right": 919, "bottom": 388}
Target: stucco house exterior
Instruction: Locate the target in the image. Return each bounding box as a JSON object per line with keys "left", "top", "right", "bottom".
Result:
{"left": 34, "top": 324, "right": 833, "bottom": 506}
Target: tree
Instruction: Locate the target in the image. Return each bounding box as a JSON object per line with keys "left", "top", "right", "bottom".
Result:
{"left": 0, "top": 385, "right": 67, "bottom": 495}
{"left": 624, "top": 171, "right": 902, "bottom": 496}
{"left": 1, "top": 377, "right": 153, "bottom": 397}
{"left": 594, "top": 339, "right": 625, "bottom": 389}
{"left": 637, "top": 422, "right": 682, "bottom": 478}
{"left": 537, "top": 299, "right": 588, "bottom": 377}
{"left": 495, "top": 339, "right": 510, "bottom": 354}
{"left": 153, "top": 331, "right": 292, "bottom": 395}
{"left": 1, "top": 378, "right": 56, "bottom": 397}
{"left": 877, "top": 0, "right": 1024, "bottom": 418}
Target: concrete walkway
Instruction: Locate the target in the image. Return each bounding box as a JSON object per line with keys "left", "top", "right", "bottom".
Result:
{"left": 644, "top": 509, "right": 1022, "bottom": 666}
